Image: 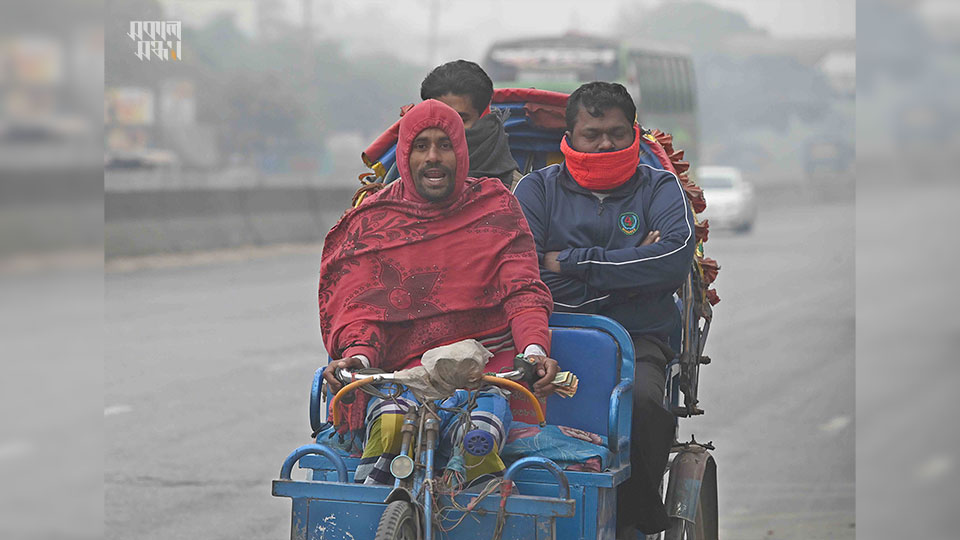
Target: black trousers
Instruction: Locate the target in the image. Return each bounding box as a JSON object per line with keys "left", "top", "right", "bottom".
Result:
{"left": 615, "top": 335, "right": 676, "bottom": 534}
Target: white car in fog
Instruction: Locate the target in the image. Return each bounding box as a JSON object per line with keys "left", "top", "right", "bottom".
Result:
{"left": 696, "top": 166, "right": 757, "bottom": 233}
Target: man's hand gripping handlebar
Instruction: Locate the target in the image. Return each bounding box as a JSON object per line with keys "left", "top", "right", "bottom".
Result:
{"left": 320, "top": 356, "right": 367, "bottom": 397}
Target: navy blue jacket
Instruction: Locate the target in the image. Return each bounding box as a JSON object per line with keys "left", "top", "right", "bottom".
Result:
{"left": 513, "top": 162, "right": 696, "bottom": 340}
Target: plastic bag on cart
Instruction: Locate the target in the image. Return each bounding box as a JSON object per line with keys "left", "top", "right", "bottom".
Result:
{"left": 391, "top": 339, "right": 493, "bottom": 401}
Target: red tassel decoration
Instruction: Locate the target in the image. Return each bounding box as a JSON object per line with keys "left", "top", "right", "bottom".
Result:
{"left": 706, "top": 288, "right": 721, "bottom": 306}
{"left": 700, "top": 257, "right": 720, "bottom": 285}
{"left": 695, "top": 220, "right": 710, "bottom": 243}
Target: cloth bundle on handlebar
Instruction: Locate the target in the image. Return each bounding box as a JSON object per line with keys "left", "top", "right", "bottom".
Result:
{"left": 391, "top": 339, "right": 492, "bottom": 401}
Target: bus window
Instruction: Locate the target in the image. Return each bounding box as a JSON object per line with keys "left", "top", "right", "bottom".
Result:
{"left": 676, "top": 58, "right": 691, "bottom": 111}
{"left": 670, "top": 57, "right": 684, "bottom": 112}
{"left": 663, "top": 56, "right": 677, "bottom": 112}
{"left": 685, "top": 60, "right": 698, "bottom": 110}
{"left": 626, "top": 57, "right": 642, "bottom": 112}
{"left": 681, "top": 58, "right": 694, "bottom": 111}
{"left": 655, "top": 56, "right": 670, "bottom": 111}
{"left": 637, "top": 54, "right": 663, "bottom": 111}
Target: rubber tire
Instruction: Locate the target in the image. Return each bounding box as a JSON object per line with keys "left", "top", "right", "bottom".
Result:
{"left": 662, "top": 458, "right": 718, "bottom": 540}
{"left": 665, "top": 504, "right": 705, "bottom": 540}
{"left": 375, "top": 500, "right": 419, "bottom": 540}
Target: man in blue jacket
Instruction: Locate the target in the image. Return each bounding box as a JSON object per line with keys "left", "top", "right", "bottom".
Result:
{"left": 514, "top": 81, "right": 696, "bottom": 538}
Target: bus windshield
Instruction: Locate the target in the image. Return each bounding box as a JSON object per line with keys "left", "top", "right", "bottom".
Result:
{"left": 485, "top": 37, "right": 621, "bottom": 88}
{"left": 483, "top": 34, "right": 700, "bottom": 165}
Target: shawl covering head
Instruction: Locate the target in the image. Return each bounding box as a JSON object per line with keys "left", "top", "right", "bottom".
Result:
{"left": 319, "top": 100, "right": 552, "bottom": 372}
{"left": 395, "top": 99, "right": 470, "bottom": 205}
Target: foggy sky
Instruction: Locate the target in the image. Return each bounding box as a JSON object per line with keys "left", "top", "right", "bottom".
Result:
{"left": 161, "top": 0, "right": 855, "bottom": 66}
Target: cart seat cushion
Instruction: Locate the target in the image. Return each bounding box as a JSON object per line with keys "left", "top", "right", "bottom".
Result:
{"left": 501, "top": 422, "right": 612, "bottom": 472}
{"left": 545, "top": 326, "right": 622, "bottom": 437}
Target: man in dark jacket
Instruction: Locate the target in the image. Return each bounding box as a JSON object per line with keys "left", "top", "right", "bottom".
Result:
{"left": 513, "top": 81, "right": 697, "bottom": 538}
{"left": 420, "top": 60, "right": 523, "bottom": 189}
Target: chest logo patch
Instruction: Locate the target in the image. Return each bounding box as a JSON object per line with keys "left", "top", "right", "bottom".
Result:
{"left": 619, "top": 212, "right": 640, "bottom": 235}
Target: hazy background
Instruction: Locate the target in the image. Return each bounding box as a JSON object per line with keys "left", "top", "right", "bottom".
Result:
{"left": 102, "top": 0, "right": 854, "bottom": 193}
{"left": 101, "top": 2, "right": 858, "bottom": 539}
{"left": 857, "top": 1, "right": 960, "bottom": 539}
{"left": 2, "top": 0, "right": 958, "bottom": 539}
{"left": 1, "top": 2, "right": 103, "bottom": 540}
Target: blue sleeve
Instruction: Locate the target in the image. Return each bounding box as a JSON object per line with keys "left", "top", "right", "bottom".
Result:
{"left": 557, "top": 170, "right": 696, "bottom": 293}
{"left": 513, "top": 172, "right": 611, "bottom": 313}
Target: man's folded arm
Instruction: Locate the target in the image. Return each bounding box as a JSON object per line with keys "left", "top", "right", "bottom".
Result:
{"left": 556, "top": 171, "right": 696, "bottom": 292}
{"left": 513, "top": 172, "right": 611, "bottom": 313}
{"left": 541, "top": 270, "right": 611, "bottom": 313}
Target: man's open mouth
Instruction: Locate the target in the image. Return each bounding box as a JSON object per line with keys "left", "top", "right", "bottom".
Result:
{"left": 421, "top": 169, "right": 448, "bottom": 186}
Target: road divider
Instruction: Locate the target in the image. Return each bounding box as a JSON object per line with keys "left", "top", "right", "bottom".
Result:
{"left": 106, "top": 186, "right": 356, "bottom": 258}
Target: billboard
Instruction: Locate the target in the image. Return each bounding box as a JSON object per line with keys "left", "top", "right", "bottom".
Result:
{"left": 105, "top": 87, "right": 155, "bottom": 126}
{"left": 160, "top": 79, "right": 196, "bottom": 125}
{"left": 7, "top": 36, "right": 63, "bottom": 85}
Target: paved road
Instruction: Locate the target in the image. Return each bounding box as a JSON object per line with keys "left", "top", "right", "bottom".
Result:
{"left": 105, "top": 190, "right": 854, "bottom": 540}
{"left": 678, "top": 196, "right": 855, "bottom": 539}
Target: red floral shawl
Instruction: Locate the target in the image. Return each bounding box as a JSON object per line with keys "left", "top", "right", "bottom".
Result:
{"left": 318, "top": 100, "right": 552, "bottom": 372}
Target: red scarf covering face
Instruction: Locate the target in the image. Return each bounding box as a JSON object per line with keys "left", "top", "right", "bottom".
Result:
{"left": 319, "top": 100, "right": 552, "bottom": 374}
{"left": 560, "top": 125, "right": 641, "bottom": 191}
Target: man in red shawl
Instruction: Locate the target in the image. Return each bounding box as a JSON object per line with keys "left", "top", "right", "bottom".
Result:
{"left": 317, "top": 99, "right": 557, "bottom": 484}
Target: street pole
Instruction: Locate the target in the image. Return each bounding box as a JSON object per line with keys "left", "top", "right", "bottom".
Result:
{"left": 427, "top": 0, "right": 439, "bottom": 66}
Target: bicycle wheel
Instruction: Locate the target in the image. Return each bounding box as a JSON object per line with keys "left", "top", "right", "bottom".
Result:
{"left": 375, "top": 500, "right": 419, "bottom": 540}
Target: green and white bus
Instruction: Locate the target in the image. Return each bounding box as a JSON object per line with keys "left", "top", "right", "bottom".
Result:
{"left": 483, "top": 34, "right": 699, "bottom": 163}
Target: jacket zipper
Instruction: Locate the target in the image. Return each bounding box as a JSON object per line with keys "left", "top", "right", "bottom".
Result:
{"left": 597, "top": 199, "right": 605, "bottom": 215}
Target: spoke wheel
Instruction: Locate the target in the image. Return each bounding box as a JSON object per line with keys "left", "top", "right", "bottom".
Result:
{"left": 375, "top": 500, "right": 419, "bottom": 540}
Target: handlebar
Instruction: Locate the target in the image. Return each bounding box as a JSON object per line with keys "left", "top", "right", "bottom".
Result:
{"left": 327, "top": 368, "right": 546, "bottom": 426}
{"left": 332, "top": 368, "right": 525, "bottom": 384}
{"left": 328, "top": 377, "right": 377, "bottom": 425}
{"left": 502, "top": 456, "right": 570, "bottom": 500}
{"left": 481, "top": 375, "right": 546, "bottom": 425}
{"left": 279, "top": 444, "right": 349, "bottom": 483}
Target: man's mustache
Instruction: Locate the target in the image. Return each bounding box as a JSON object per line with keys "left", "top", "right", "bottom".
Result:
{"left": 418, "top": 164, "right": 455, "bottom": 177}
